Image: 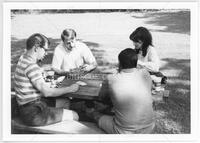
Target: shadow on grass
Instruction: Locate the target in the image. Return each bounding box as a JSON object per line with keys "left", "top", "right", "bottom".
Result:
{"left": 154, "top": 58, "right": 190, "bottom": 133}
{"left": 160, "top": 58, "right": 190, "bottom": 80}
{"left": 11, "top": 37, "right": 109, "bottom": 74}
{"left": 131, "top": 11, "right": 190, "bottom": 35}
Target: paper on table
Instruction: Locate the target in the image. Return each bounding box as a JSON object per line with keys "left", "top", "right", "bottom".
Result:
{"left": 76, "top": 81, "right": 87, "bottom": 86}
{"left": 56, "top": 76, "right": 65, "bottom": 83}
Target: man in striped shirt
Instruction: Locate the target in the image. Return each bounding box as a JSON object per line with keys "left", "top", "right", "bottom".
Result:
{"left": 14, "top": 33, "right": 80, "bottom": 126}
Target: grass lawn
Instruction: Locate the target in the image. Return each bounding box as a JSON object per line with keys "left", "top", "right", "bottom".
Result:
{"left": 11, "top": 10, "right": 190, "bottom": 134}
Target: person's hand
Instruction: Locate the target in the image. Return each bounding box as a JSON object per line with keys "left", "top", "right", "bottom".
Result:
{"left": 70, "top": 67, "right": 87, "bottom": 76}
{"left": 137, "top": 60, "right": 145, "bottom": 66}
{"left": 69, "top": 68, "right": 80, "bottom": 74}
{"left": 64, "top": 69, "right": 83, "bottom": 79}
{"left": 69, "top": 83, "right": 80, "bottom": 92}
{"left": 80, "top": 64, "right": 93, "bottom": 72}
{"left": 137, "top": 60, "right": 145, "bottom": 69}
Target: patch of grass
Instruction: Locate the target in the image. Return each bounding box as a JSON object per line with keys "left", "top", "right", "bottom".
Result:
{"left": 153, "top": 58, "right": 190, "bottom": 133}
{"left": 153, "top": 86, "right": 190, "bottom": 133}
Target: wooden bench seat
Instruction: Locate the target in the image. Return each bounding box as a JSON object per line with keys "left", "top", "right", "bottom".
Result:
{"left": 12, "top": 117, "right": 105, "bottom": 134}
{"left": 11, "top": 93, "right": 104, "bottom": 134}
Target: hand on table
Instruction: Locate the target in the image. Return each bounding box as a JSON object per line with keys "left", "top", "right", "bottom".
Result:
{"left": 69, "top": 83, "right": 80, "bottom": 92}
{"left": 80, "top": 64, "right": 93, "bottom": 72}
{"left": 65, "top": 68, "right": 87, "bottom": 78}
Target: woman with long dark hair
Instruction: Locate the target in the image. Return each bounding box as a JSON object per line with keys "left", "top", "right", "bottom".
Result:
{"left": 129, "top": 27, "right": 160, "bottom": 72}
{"left": 130, "top": 27, "right": 167, "bottom": 86}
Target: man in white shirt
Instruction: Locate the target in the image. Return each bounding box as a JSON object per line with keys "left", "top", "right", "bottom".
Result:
{"left": 52, "top": 29, "right": 97, "bottom": 75}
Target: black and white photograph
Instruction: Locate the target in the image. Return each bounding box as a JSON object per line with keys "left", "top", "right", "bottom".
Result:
{"left": 2, "top": 2, "right": 199, "bottom": 142}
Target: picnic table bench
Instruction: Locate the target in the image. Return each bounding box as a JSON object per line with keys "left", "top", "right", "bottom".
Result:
{"left": 12, "top": 117, "right": 104, "bottom": 134}
{"left": 11, "top": 92, "right": 104, "bottom": 134}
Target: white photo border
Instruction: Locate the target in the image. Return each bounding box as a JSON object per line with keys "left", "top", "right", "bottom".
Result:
{"left": 3, "top": 2, "right": 199, "bottom": 142}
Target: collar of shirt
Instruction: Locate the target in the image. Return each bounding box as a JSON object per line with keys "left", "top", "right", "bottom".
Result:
{"left": 120, "top": 68, "right": 137, "bottom": 73}
{"left": 23, "top": 53, "right": 37, "bottom": 63}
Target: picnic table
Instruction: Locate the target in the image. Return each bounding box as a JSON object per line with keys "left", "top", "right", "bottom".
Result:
{"left": 30, "top": 65, "right": 169, "bottom": 102}
{"left": 56, "top": 72, "right": 169, "bottom": 102}
{"left": 59, "top": 78, "right": 104, "bottom": 100}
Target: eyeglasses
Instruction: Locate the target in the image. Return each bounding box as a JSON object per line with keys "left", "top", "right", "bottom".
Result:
{"left": 39, "top": 43, "right": 48, "bottom": 51}
{"left": 64, "top": 38, "right": 75, "bottom": 45}
{"left": 40, "top": 46, "right": 49, "bottom": 54}
{"left": 40, "top": 46, "right": 46, "bottom": 50}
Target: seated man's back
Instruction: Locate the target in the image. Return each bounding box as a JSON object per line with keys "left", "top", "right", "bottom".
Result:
{"left": 87, "top": 48, "right": 155, "bottom": 134}
{"left": 108, "top": 68, "right": 155, "bottom": 133}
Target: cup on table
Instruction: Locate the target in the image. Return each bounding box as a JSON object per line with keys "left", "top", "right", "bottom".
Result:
{"left": 163, "top": 90, "right": 170, "bottom": 98}
{"left": 46, "top": 71, "right": 55, "bottom": 81}
{"left": 47, "top": 70, "right": 55, "bottom": 76}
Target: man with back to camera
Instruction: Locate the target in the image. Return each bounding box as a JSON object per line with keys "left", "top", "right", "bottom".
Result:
{"left": 52, "top": 28, "right": 97, "bottom": 75}
{"left": 86, "top": 48, "right": 155, "bottom": 134}
{"left": 14, "top": 33, "right": 80, "bottom": 126}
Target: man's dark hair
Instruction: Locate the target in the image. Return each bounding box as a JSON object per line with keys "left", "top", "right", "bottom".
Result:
{"left": 26, "top": 33, "right": 50, "bottom": 50}
{"left": 61, "top": 29, "right": 76, "bottom": 41}
{"left": 118, "top": 48, "right": 138, "bottom": 69}
{"left": 129, "top": 27, "right": 153, "bottom": 57}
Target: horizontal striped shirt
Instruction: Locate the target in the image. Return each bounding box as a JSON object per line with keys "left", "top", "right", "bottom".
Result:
{"left": 14, "top": 54, "right": 45, "bottom": 105}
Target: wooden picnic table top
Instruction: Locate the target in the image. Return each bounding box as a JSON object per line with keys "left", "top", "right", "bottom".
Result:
{"left": 58, "top": 74, "right": 105, "bottom": 100}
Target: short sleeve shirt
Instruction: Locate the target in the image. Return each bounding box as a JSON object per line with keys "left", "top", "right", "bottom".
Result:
{"left": 107, "top": 69, "right": 155, "bottom": 132}
{"left": 52, "top": 41, "right": 96, "bottom": 72}
{"left": 14, "top": 54, "right": 45, "bottom": 105}
{"left": 137, "top": 46, "right": 160, "bottom": 72}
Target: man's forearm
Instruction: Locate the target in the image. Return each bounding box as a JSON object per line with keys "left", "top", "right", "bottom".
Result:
{"left": 90, "top": 62, "right": 97, "bottom": 71}
{"left": 44, "top": 86, "right": 73, "bottom": 97}
{"left": 83, "top": 62, "right": 97, "bottom": 72}
{"left": 52, "top": 67, "right": 69, "bottom": 76}
{"left": 34, "top": 79, "right": 76, "bottom": 98}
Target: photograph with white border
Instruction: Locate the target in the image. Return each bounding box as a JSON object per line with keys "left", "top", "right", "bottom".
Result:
{"left": 2, "top": 2, "right": 199, "bottom": 142}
